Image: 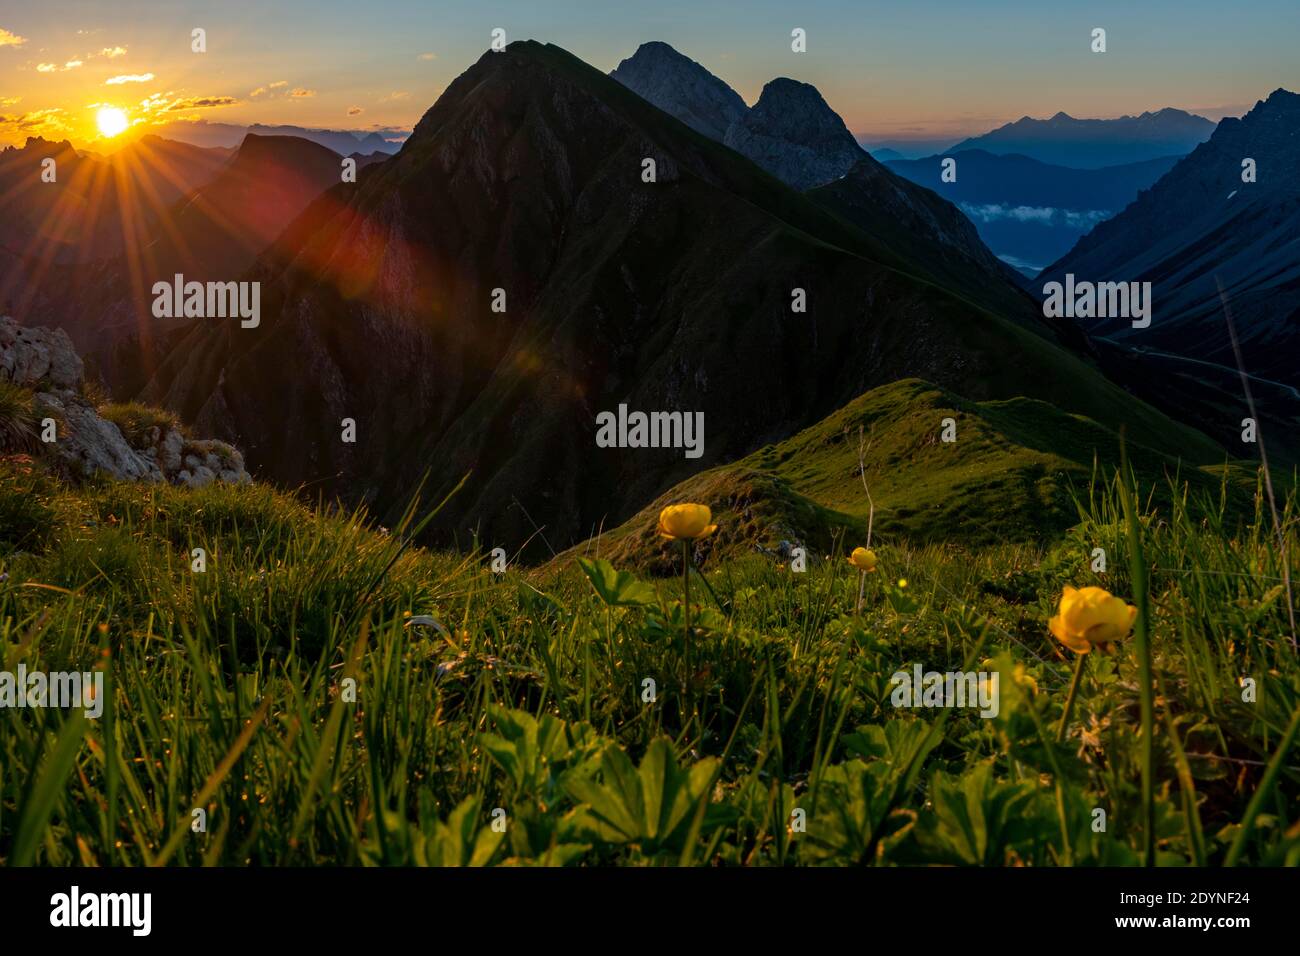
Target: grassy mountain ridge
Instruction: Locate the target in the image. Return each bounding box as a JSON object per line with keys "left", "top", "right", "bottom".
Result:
{"left": 552, "top": 378, "right": 1247, "bottom": 572}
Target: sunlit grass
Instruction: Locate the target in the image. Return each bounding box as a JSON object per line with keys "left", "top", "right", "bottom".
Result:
{"left": 0, "top": 456, "right": 1296, "bottom": 866}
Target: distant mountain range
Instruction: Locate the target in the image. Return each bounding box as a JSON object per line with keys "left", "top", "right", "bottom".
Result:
{"left": 1041, "top": 89, "right": 1300, "bottom": 389}
{"left": 610, "top": 41, "right": 1027, "bottom": 299}
{"left": 0, "top": 135, "right": 231, "bottom": 266}
{"left": 136, "top": 41, "right": 1221, "bottom": 557}
{"left": 1, "top": 133, "right": 384, "bottom": 392}
{"left": 884, "top": 150, "right": 1181, "bottom": 273}
{"left": 145, "top": 120, "right": 407, "bottom": 156}
{"left": 950, "top": 108, "right": 1216, "bottom": 168}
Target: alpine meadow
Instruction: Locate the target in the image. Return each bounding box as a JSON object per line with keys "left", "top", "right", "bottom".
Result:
{"left": 1, "top": 1, "right": 1298, "bottom": 928}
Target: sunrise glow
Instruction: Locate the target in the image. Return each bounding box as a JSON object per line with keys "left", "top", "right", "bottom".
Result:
{"left": 95, "top": 105, "right": 129, "bottom": 137}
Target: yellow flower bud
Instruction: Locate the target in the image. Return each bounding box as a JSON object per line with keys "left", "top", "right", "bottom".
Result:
{"left": 657, "top": 503, "right": 718, "bottom": 541}
{"left": 847, "top": 547, "right": 877, "bottom": 572}
{"left": 1048, "top": 585, "right": 1137, "bottom": 654}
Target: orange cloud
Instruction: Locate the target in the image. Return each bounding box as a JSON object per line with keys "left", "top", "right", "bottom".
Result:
{"left": 163, "top": 95, "right": 238, "bottom": 110}
{"left": 106, "top": 73, "right": 154, "bottom": 85}
{"left": 347, "top": 105, "right": 363, "bottom": 115}
{"left": 289, "top": 88, "right": 316, "bottom": 98}
{"left": 0, "top": 27, "right": 26, "bottom": 48}
{"left": 0, "top": 107, "right": 70, "bottom": 137}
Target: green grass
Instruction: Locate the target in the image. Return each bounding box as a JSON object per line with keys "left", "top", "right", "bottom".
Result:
{"left": 0, "top": 380, "right": 37, "bottom": 453}
{"left": 559, "top": 379, "right": 1255, "bottom": 569}
{"left": 0, "top": 451, "right": 1296, "bottom": 866}
{"left": 97, "top": 401, "right": 183, "bottom": 448}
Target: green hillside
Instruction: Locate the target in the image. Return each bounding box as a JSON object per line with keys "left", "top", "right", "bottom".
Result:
{"left": 555, "top": 379, "right": 1247, "bottom": 571}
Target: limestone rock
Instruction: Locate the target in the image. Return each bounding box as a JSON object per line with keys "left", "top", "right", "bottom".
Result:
{"left": 0, "top": 316, "right": 83, "bottom": 390}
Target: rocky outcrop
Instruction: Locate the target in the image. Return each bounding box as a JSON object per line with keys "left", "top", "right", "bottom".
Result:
{"left": 723, "top": 78, "right": 866, "bottom": 191}
{"left": 1, "top": 315, "right": 249, "bottom": 487}
{"left": 29, "top": 391, "right": 163, "bottom": 482}
{"left": 0, "top": 320, "right": 83, "bottom": 390}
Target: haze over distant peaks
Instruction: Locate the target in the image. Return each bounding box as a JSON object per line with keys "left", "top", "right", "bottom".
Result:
{"left": 950, "top": 108, "right": 1216, "bottom": 168}
{"left": 145, "top": 119, "right": 407, "bottom": 155}
{"left": 1041, "top": 88, "right": 1300, "bottom": 383}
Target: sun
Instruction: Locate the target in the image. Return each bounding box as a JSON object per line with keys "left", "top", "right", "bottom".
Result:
{"left": 96, "top": 106, "right": 129, "bottom": 138}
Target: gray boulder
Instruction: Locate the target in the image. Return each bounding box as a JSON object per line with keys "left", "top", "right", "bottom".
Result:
{"left": 0, "top": 316, "right": 83, "bottom": 389}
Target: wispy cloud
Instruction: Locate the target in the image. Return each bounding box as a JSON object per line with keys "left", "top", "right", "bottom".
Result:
{"left": 347, "top": 105, "right": 363, "bottom": 116}
{"left": 37, "top": 59, "right": 83, "bottom": 72}
{"left": 417, "top": 52, "right": 436, "bottom": 60}
{"left": 164, "top": 95, "right": 238, "bottom": 111}
{"left": 99, "top": 46, "right": 127, "bottom": 58}
{"left": 0, "top": 27, "right": 27, "bottom": 48}
{"left": 105, "top": 73, "right": 154, "bottom": 85}
{"left": 251, "top": 80, "right": 290, "bottom": 98}
{"left": 378, "top": 91, "right": 410, "bottom": 103}
{"left": 289, "top": 87, "right": 316, "bottom": 98}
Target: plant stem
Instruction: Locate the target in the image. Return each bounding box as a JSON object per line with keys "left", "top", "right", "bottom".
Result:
{"left": 1057, "top": 653, "right": 1087, "bottom": 742}
{"left": 856, "top": 570, "right": 865, "bottom": 614}
{"left": 1118, "top": 442, "right": 1156, "bottom": 867}
{"left": 682, "top": 539, "right": 693, "bottom": 722}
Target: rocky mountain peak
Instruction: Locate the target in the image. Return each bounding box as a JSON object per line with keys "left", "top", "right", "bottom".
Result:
{"left": 722, "top": 77, "right": 867, "bottom": 190}
{"left": 610, "top": 40, "right": 749, "bottom": 141}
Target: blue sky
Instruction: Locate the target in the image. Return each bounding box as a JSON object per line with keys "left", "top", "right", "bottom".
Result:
{"left": 2, "top": 0, "right": 1296, "bottom": 146}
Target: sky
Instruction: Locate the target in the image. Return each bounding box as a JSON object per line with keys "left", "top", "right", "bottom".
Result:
{"left": 2, "top": 0, "right": 1296, "bottom": 149}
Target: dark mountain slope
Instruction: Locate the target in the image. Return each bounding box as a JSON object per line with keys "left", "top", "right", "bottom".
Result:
{"left": 610, "top": 43, "right": 1035, "bottom": 319}
{"left": 143, "top": 42, "right": 1223, "bottom": 557}
{"left": 3, "top": 135, "right": 344, "bottom": 392}
{"left": 1041, "top": 89, "right": 1300, "bottom": 385}
{"left": 885, "top": 150, "right": 1180, "bottom": 211}
{"left": 0, "top": 135, "right": 230, "bottom": 275}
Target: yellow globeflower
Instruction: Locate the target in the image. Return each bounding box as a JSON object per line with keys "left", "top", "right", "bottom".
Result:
{"left": 847, "top": 547, "right": 877, "bottom": 572}
{"left": 1049, "top": 585, "right": 1137, "bottom": 654}
{"left": 657, "top": 503, "right": 717, "bottom": 541}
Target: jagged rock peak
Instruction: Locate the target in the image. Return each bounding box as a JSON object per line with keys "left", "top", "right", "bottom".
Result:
{"left": 610, "top": 41, "right": 750, "bottom": 141}
{"left": 722, "top": 77, "right": 866, "bottom": 190}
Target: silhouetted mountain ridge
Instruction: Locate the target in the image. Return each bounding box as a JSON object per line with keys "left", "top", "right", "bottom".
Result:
{"left": 951, "top": 108, "right": 1215, "bottom": 168}
{"left": 141, "top": 41, "right": 1223, "bottom": 557}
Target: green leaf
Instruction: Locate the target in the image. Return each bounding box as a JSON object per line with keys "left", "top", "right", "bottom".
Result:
{"left": 578, "top": 558, "right": 657, "bottom": 607}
